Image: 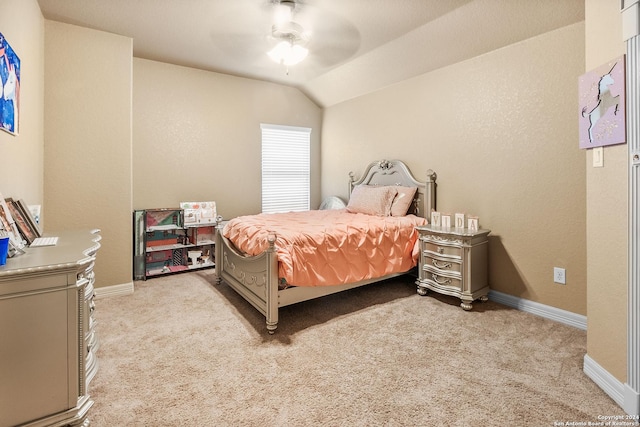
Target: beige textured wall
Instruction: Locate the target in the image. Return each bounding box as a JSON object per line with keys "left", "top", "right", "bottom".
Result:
{"left": 44, "top": 21, "right": 133, "bottom": 289}
{"left": 0, "top": 0, "right": 44, "bottom": 206}
{"left": 585, "top": 0, "right": 627, "bottom": 382}
{"left": 322, "top": 23, "right": 587, "bottom": 314}
{"left": 132, "top": 58, "right": 322, "bottom": 218}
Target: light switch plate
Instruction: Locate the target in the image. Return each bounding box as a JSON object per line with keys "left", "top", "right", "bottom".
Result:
{"left": 593, "top": 146, "right": 604, "bottom": 167}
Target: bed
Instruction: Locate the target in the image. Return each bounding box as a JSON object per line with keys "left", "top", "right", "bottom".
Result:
{"left": 215, "top": 159, "right": 437, "bottom": 333}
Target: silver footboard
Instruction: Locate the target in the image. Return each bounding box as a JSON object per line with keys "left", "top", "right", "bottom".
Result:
{"left": 215, "top": 221, "right": 279, "bottom": 333}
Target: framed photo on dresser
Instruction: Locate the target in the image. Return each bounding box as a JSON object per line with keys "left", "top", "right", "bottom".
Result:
{"left": 4, "top": 198, "right": 39, "bottom": 245}
{"left": 0, "top": 194, "right": 23, "bottom": 250}
{"left": 16, "top": 199, "right": 41, "bottom": 237}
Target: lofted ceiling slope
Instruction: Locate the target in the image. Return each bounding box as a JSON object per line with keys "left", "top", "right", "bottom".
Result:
{"left": 37, "top": 0, "right": 584, "bottom": 107}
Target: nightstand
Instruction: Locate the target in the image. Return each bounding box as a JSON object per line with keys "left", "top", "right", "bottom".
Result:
{"left": 415, "top": 225, "right": 490, "bottom": 310}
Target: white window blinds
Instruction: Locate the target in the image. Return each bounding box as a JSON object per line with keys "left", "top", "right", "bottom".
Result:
{"left": 261, "top": 124, "right": 311, "bottom": 213}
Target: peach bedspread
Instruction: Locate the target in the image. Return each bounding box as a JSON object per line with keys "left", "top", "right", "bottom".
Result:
{"left": 223, "top": 209, "right": 427, "bottom": 287}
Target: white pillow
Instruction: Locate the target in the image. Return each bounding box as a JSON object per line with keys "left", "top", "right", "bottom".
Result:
{"left": 346, "top": 185, "right": 398, "bottom": 216}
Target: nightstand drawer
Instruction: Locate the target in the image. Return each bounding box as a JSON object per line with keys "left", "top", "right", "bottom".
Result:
{"left": 423, "top": 272, "right": 462, "bottom": 291}
{"left": 423, "top": 255, "right": 462, "bottom": 275}
{"left": 421, "top": 241, "right": 462, "bottom": 260}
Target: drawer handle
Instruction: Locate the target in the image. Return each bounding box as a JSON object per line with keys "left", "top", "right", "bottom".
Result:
{"left": 432, "top": 274, "right": 452, "bottom": 285}
{"left": 437, "top": 247, "right": 444, "bottom": 254}
{"left": 432, "top": 259, "right": 452, "bottom": 269}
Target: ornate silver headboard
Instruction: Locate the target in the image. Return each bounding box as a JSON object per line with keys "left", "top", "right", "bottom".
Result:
{"left": 348, "top": 159, "right": 437, "bottom": 219}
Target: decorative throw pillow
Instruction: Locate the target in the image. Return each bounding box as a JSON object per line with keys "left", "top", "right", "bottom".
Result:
{"left": 390, "top": 186, "right": 418, "bottom": 216}
{"left": 346, "top": 185, "right": 398, "bottom": 216}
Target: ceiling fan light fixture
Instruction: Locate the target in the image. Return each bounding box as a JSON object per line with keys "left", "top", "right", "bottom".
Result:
{"left": 267, "top": 1, "right": 309, "bottom": 68}
{"left": 267, "top": 40, "right": 308, "bottom": 66}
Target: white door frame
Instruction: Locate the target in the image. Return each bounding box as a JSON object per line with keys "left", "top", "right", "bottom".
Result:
{"left": 622, "top": 0, "right": 640, "bottom": 416}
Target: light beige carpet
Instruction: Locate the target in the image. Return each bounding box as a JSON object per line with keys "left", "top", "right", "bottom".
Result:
{"left": 90, "top": 270, "right": 622, "bottom": 426}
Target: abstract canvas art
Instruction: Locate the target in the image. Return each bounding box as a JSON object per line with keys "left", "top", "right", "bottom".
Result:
{"left": 578, "top": 55, "right": 625, "bottom": 149}
{"left": 0, "top": 32, "right": 20, "bottom": 135}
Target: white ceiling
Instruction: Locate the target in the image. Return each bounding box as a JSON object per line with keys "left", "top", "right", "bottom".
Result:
{"left": 37, "top": 0, "right": 584, "bottom": 107}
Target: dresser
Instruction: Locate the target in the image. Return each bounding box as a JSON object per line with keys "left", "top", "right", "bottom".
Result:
{"left": 415, "top": 225, "right": 490, "bottom": 310}
{"left": 0, "top": 230, "right": 101, "bottom": 427}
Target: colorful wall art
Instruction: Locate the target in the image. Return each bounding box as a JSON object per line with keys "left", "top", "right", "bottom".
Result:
{"left": 0, "top": 32, "right": 20, "bottom": 136}
{"left": 578, "top": 55, "right": 625, "bottom": 149}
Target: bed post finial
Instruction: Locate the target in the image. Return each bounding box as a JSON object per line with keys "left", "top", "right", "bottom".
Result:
{"left": 267, "top": 231, "right": 277, "bottom": 247}
{"left": 425, "top": 169, "right": 437, "bottom": 217}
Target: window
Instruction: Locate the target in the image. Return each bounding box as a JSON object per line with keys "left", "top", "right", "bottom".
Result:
{"left": 261, "top": 124, "right": 311, "bottom": 213}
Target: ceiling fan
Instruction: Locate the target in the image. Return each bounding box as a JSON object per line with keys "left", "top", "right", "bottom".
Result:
{"left": 267, "top": 0, "right": 310, "bottom": 66}
{"left": 209, "top": 0, "right": 361, "bottom": 76}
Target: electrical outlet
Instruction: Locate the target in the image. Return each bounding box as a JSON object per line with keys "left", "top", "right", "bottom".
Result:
{"left": 554, "top": 267, "right": 566, "bottom": 285}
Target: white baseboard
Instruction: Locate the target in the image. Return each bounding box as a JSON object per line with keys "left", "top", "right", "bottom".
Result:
{"left": 94, "top": 281, "right": 134, "bottom": 299}
{"left": 584, "top": 354, "right": 626, "bottom": 409}
{"left": 488, "top": 290, "right": 587, "bottom": 330}
{"left": 624, "top": 383, "right": 640, "bottom": 416}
